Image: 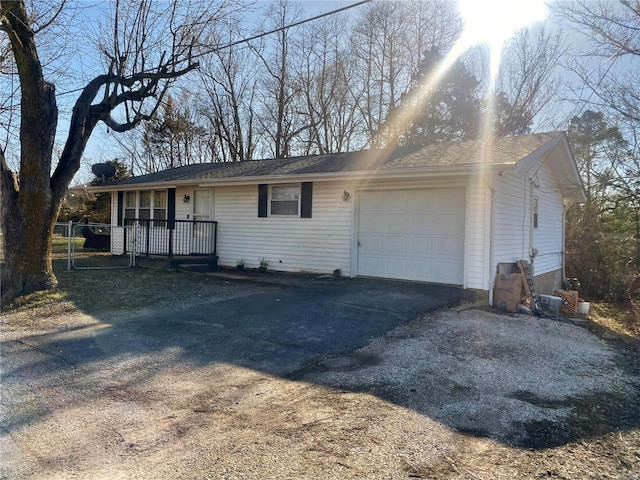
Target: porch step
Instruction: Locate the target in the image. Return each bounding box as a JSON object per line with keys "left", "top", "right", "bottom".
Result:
{"left": 176, "top": 263, "right": 216, "bottom": 273}
{"left": 171, "top": 255, "right": 218, "bottom": 273}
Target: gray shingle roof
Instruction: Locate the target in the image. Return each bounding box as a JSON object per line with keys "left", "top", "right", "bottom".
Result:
{"left": 107, "top": 132, "right": 564, "bottom": 186}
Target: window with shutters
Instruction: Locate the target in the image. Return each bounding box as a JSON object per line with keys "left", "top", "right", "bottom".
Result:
{"left": 258, "top": 182, "right": 311, "bottom": 218}
{"left": 269, "top": 185, "right": 300, "bottom": 216}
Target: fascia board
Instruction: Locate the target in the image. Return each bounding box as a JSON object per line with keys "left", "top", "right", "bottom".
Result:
{"left": 515, "top": 134, "right": 563, "bottom": 175}
{"left": 89, "top": 163, "right": 513, "bottom": 191}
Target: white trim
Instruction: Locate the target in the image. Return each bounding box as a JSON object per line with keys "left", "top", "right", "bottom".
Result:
{"left": 487, "top": 182, "right": 495, "bottom": 304}
{"left": 350, "top": 190, "right": 360, "bottom": 278}
{"left": 268, "top": 183, "right": 301, "bottom": 217}
{"left": 91, "top": 163, "right": 513, "bottom": 192}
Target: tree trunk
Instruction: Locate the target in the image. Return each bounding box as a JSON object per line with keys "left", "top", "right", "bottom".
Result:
{"left": 1, "top": 183, "right": 59, "bottom": 303}
{"left": 1, "top": 0, "right": 60, "bottom": 304}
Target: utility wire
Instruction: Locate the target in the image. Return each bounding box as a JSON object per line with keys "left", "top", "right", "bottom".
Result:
{"left": 56, "top": 0, "right": 371, "bottom": 97}
{"left": 201, "top": 0, "right": 371, "bottom": 56}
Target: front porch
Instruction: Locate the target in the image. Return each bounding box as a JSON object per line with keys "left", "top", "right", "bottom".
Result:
{"left": 112, "top": 219, "right": 218, "bottom": 268}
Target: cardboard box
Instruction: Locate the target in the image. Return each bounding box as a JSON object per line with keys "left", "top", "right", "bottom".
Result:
{"left": 494, "top": 274, "right": 523, "bottom": 312}
{"left": 554, "top": 290, "right": 579, "bottom": 314}
{"left": 520, "top": 295, "right": 533, "bottom": 310}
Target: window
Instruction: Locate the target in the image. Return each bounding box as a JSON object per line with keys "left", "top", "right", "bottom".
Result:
{"left": 258, "top": 183, "right": 312, "bottom": 218}
{"left": 139, "top": 191, "right": 151, "bottom": 220}
{"left": 123, "top": 190, "right": 168, "bottom": 224}
{"left": 153, "top": 191, "right": 167, "bottom": 226}
{"left": 533, "top": 197, "right": 539, "bottom": 228}
{"left": 124, "top": 192, "right": 136, "bottom": 221}
{"left": 270, "top": 185, "right": 300, "bottom": 216}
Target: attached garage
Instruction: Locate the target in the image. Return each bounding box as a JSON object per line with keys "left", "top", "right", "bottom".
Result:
{"left": 357, "top": 188, "right": 466, "bottom": 285}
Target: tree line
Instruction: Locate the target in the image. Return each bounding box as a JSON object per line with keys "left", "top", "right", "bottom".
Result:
{"left": 120, "top": 0, "right": 563, "bottom": 174}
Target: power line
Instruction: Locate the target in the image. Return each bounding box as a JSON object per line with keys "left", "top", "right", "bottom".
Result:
{"left": 203, "top": 0, "right": 371, "bottom": 56}
{"left": 56, "top": 0, "right": 371, "bottom": 97}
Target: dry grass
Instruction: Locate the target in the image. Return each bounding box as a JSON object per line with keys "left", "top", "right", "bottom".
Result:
{"left": 590, "top": 302, "right": 640, "bottom": 340}
{"left": 2, "top": 258, "right": 261, "bottom": 316}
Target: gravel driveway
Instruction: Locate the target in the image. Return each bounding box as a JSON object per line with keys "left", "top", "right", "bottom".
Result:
{"left": 1, "top": 278, "right": 639, "bottom": 479}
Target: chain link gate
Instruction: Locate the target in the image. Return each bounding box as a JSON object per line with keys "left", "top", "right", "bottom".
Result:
{"left": 64, "top": 221, "right": 135, "bottom": 270}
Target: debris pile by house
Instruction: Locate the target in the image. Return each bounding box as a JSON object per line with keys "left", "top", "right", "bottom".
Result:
{"left": 493, "top": 260, "right": 586, "bottom": 317}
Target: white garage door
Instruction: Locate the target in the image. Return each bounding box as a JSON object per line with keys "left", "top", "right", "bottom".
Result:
{"left": 357, "top": 188, "right": 466, "bottom": 284}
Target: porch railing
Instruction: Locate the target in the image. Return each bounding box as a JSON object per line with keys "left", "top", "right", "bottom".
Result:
{"left": 124, "top": 219, "right": 218, "bottom": 257}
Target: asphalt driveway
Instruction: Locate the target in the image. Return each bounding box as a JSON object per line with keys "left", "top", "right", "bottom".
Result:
{"left": 19, "top": 278, "right": 463, "bottom": 377}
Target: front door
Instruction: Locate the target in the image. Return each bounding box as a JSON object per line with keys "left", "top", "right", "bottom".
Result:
{"left": 192, "top": 189, "right": 213, "bottom": 254}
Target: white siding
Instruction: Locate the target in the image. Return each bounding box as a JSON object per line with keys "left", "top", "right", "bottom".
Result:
{"left": 215, "top": 182, "right": 353, "bottom": 273}
{"left": 491, "top": 171, "right": 531, "bottom": 267}
{"left": 491, "top": 161, "right": 564, "bottom": 277}
{"left": 465, "top": 179, "right": 491, "bottom": 291}
{"left": 532, "top": 161, "right": 564, "bottom": 275}
{"left": 110, "top": 192, "right": 125, "bottom": 255}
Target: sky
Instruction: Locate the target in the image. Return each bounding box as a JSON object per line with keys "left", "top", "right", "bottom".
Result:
{"left": 57, "top": 1, "right": 357, "bottom": 184}
{"left": 3, "top": 0, "right": 613, "bottom": 185}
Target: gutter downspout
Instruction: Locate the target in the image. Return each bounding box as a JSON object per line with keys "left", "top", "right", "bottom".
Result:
{"left": 488, "top": 183, "right": 495, "bottom": 306}
{"left": 562, "top": 202, "right": 568, "bottom": 289}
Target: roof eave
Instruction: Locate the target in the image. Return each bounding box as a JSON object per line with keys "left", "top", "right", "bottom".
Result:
{"left": 89, "top": 163, "right": 513, "bottom": 191}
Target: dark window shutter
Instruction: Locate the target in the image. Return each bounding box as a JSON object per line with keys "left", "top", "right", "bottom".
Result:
{"left": 167, "top": 188, "right": 176, "bottom": 229}
{"left": 117, "top": 191, "right": 124, "bottom": 226}
{"left": 258, "top": 184, "right": 268, "bottom": 217}
{"left": 301, "top": 182, "right": 313, "bottom": 218}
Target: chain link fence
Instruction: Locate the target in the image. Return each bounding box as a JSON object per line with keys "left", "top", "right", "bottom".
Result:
{"left": 54, "top": 222, "right": 133, "bottom": 270}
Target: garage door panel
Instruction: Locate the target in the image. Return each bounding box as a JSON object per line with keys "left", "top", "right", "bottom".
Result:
{"left": 361, "top": 191, "right": 385, "bottom": 209}
{"left": 359, "top": 212, "right": 384, "bottom": 232}
{"left": 358, "top": 188, "right": 465, "bottom": 285}
{"left": 387, "top": 236, "right": 408, "bottom": 254}
{"left": 387, "top": 258, "right": 408, "bottom": 276}
{"left": 408, "top": 260, "right": 433, "bottom": 280}
{"left": 385, "top": 191, "right": 409, "bottom": 209}
{"left": 432, "top": 191, "right": 466, "bottom": 210}
{"left": 359, "top": 256, "right": 384, "bottom": 276}
{"left": 433, "top": 262, "right": 464, "bottom": 285}
{"left": 433, "top": 212, "right": 465, "bottom": 234}
{"left": 436, "top": 237, "right": 465, "bottom": 258}
{"left": 360, "top": 234, "right": 385, "bottom": 254}
{"left": 385, "top": 214, "right": 407, "bottom": 233}
{"left": 410, "top": 190, "right": 435, "bottom": 207}
{"left": 410, "top": 237, "right": 434, "bottom": 256}
{"left": 409, "top": 214, "right": 433, "bottom": 233}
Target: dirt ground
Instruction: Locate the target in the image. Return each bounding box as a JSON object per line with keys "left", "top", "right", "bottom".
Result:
{"left": 1, "top": 281, "right": 640, "bottom": 479}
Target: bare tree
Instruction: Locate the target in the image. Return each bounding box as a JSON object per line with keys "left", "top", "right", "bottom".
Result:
{"left": 198, "top": 14, "right": 259, "bottom": 162}
{"left": 403, "top": 0, "right": 461, "bottom": 78}
{"left": 349, "top": 1, "right": 407, "bottom": 145}
{"left": 556, "top": 1, "right": 640, "bottom": 309}
{"left": 253, "top": 0, "right": 310, "bottom": 158}
{"left": 294, "top": 16, "right": 363, "bottom": 154}
{"left": 0, "top": 0, "right": 229, "bottom": 302}
{"left": 349, "top": 1, "right": 463, "bottom": 147}
{"left": 556, "top": 0, "right": 640, "bottom": 124}
{"left": 492, "top": 25, "right": 565, "bottom": 136}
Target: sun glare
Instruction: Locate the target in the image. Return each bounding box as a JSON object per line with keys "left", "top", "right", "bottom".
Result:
{"left": 457, "top": 0, "right": 548, "bottom": 78}
{"left": 378, "top": 0, "right": 549, "bottom": 153}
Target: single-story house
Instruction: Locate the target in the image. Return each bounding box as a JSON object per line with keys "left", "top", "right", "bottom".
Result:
{"left": 92, "top": 131, "right": 585, "bottom": 303}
